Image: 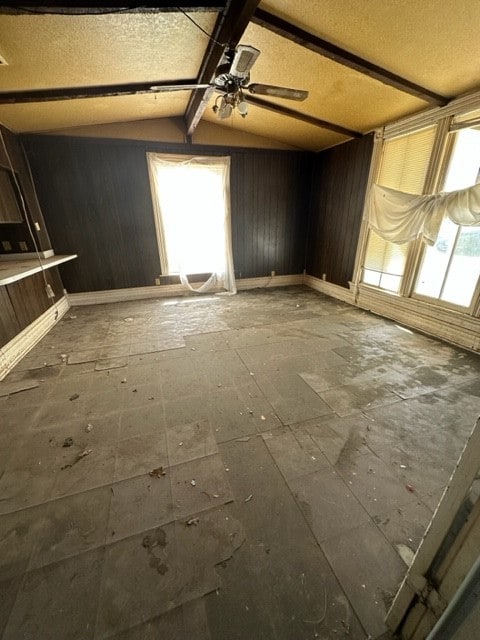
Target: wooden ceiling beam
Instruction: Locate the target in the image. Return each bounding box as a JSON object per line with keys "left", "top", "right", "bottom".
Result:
{"left": 184, "top": 0, "right": 261, "bottom": 136}
{"left": 0, "top": 2, "right": 223, "bottom": 13}
{"left": 0, "top": 79, "right": 206, "bottom": 104}
{"left": 252, "top": 8, "right": 448, "bottom": 106}
{"left": 245, "top": 95, "right": 362, "bottom": 139}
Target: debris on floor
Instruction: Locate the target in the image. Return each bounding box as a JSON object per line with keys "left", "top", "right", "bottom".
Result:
{"left": 85, "top": 423, "right": 93, "bottom": 432}
{"left": 245, "top": 494, "right": 253, "bottom": 503}
{"left": 62, "top": 437, "right": 74, "bottom": 447}
{"left": 149, "top": 466, "right": 166, "bottom": 478}
{"left": 186, "top": 517, "right": 200, "bottom": 526}
{"left": 69, "top": 393, "right": 79, "bottom": 401}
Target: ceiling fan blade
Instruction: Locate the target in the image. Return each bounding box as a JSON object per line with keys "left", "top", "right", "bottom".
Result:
{"left": 247, "top": 84, "right": 308, "bottom": 101}
{"left": 149, "top": 83, "right": 211, "bottom": 92}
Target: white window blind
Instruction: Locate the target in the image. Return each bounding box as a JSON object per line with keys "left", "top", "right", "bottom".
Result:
{"left": 363, "top": 125, "right": 437, "bottom": 292}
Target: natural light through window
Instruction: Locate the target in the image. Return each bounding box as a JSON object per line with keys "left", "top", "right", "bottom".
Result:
{"left": 152, "top": 162, "right": 226, "bottom": 275}
{"left": 415, "top": 127, "right": 480, "bottom": 308}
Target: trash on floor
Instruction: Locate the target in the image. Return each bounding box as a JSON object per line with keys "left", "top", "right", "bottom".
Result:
{"left": 85, "top": 423, "right": 93, "bottom": 432}
{"left": 62, "top": 437, "right": 74, "bottom": 447}
{"left": 245, "top": 494, "right": 253, "bottom": 503}
{"left": 149, "top": 466, "right": 167, "bottom": 478}
{"left": 186, "top": 517, "right": 200, "bottom": 526}
{"left": 69, "top": 393, "right": 80, "bottom": 401}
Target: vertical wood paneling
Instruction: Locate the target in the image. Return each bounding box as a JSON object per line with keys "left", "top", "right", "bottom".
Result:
{"left": 0, "top": 287, "right": 20, "bottom": 347}
{"left": 23, "top": 136, "right": 310, "bottom": 292}
{"left": 306, "top": 134, "right": 374, "bottom": 287}
{"left": 5, "top": 267, "right": 63, "bottom": 332}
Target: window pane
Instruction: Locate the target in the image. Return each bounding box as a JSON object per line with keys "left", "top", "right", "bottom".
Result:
{"left": 362, "top": 126, "right": 436, "bottom": 292}
{"left": 415, "top": 217, "right": 458, "bottom": 298}
{"left": 414, "top": 126, "right": 480, "bottom": 307}
{"left": 441, "top": 227, "right": 480, "bottom": 306}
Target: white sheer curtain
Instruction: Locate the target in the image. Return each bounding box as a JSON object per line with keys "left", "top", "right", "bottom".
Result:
{"left": 368, "top": 182, "right": 480, "bottom": 245}
{"left": 147, "top": 153, "right": 236, "bottom": 294}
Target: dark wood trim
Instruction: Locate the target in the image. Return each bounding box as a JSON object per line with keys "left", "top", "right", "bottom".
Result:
{"left": 0, "top": 79, "right": 208, "bottom": 105}
{"left": 0, "top": 3, "right": 223, "bottom": 13}
{"left": 252, "top": 9, "right": 449, "bottom": 106}
{"left": 184, "top": 0, "right": 261, "bottom": 136}
{"left": 245, "top": 95, "right": 362, "bottom": 139}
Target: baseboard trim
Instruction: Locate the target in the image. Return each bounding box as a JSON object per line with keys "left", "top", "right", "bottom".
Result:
{"left": 0, "top": 296, "right": 70, "bottom": 381}
{"left": 303, "top": 275, "right": 355, "bottom": 304}
{"left": 303, "top": 275, "right": 479, "bottom": 352}
{"left": 68, "top": 275, "right": 305, "bottom": 306}
{"left": 355, "top": 284, "right": 480, "bottom": 352}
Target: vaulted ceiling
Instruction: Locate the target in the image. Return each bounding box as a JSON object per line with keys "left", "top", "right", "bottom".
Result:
{"left": 0, "top": 1, "right": 479, "bottom": 151}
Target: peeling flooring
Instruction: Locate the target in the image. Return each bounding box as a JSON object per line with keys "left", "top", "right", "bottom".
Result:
{"left": 1, "top": 286, "right": 479, "bottom": 639}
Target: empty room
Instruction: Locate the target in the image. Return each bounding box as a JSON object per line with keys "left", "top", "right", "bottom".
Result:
{"left": 1, "top": 2, "right": 480, "bottom": 639}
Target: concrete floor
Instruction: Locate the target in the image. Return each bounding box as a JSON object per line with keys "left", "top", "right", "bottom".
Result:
{"left": 1, "top": 286, "right": 479, "bottom": 639}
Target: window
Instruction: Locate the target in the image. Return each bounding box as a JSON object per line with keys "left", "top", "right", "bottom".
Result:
{"left": 147, "top": 153, "right": 236, "bottom": 293}
{"left": 362, "top": 126, "right": 437, "bottom": 292}
{"left": 414, "top": 127, "right": 480, "bottom": 308}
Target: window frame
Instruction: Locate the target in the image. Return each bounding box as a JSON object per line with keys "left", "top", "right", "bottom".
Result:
{"left": 352, "top": 102, "right": 480, "bottom": 320}
{"left": 409, "top": 121, "right": 480, "bottom": 313}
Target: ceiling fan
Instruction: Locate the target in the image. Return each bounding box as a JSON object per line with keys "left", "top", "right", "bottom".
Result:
{"left": 152, "top": 45, "right": 309, "bottom": 120}
{"left": 210, "top": 45, "right": 309, "bottom": 119}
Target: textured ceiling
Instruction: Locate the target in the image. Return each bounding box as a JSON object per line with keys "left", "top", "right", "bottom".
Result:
{"left": 260, "top": 0, "right": 480, "bottom": 97}
{"left": 0, "top": 92, "right": 191, "bottom": 133}
{"left": 239, "top": 22, "right": 426, "bottom": 132}
{"left": 0, "top": 3, "right": 479, "bottom": 149}
{"left": 0, "top": 12, "right": 217, "bottom": 89}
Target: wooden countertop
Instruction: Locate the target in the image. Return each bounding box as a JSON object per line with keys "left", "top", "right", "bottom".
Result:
{"left": 0, "top": 254, "right": 77, "bottom": 286}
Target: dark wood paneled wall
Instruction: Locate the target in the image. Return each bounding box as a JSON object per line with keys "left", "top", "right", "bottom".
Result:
{"left": 23, "top": 135, "right": 311, "bottom": 293}
{"left": 306, "top": 134, "right": 374, "bottom": 287}
{"left": 24, "top": 138, "right": 161, "bottom": 293}
{"left": 0, "top": 287, "right": 20, "bottom": 346}
{"left": 230, "top": 151, "right": 310, "bottom": 279}
{"left": 0, "top": 125, "right": 52, "bottom": 253}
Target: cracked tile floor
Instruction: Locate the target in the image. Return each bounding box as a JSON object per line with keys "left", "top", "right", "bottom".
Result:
{"left": 1, "top": 286, "right": 479, "bottom": 639}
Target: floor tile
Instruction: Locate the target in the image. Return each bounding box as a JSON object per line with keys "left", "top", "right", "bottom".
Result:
{"left": 373, "top": 498, "right": 433, "bottom": 562}
{"left": 289, "top": 468, "right": 371, "bottom": 542}
{"left": 170, "top": 454, "right": 233, "bottom": 519}
{"left": 115, "top": 432, "right": 168, "bottom": 482}
{"left": 97, "top": 509, "right": 243, "bottom": 638}
{"left": 166, "top": 419, "right": 218, "bottom": 466}
{"left": 256, "top": 374, "right": 333, "bottom": 424}
{"left": 335, "top": 451, "right": 417, "bottom": 517}
{"left": 108, "top": 473, "right": 174, "bottom": 542}
{"left": 4, "top": 547, "right": 104, "bottom": 640}
{"left": 0, "top": 504, "right": 48, "bottom": 580}
{"left": 119, "top": 403, "right": 164, "bottom": 440}
{"left": 30, "top": 486, "right": 111, "bottom": 569}
{"left": 262, "top": 426, "right": 331, "bottom": 480}
{"left": 52, "top": 444, "right": 117, "bottom": 498}
{"left": 321, "top": 522, "right": 406, "bottom": 638}
{"left": 293, "top": 414, "right": 371, "bottom": 466}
